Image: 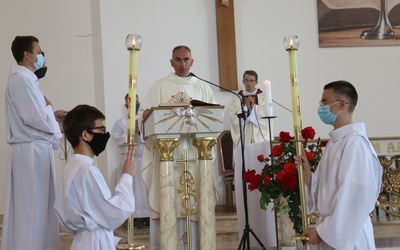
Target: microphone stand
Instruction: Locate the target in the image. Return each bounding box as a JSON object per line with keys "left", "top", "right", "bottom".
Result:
{"left": 190, "top": 73, "right": 266, "bottom": 250}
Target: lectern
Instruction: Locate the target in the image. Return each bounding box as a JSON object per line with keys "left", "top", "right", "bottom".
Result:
{"left": 143, "top": 104, "right": 224, "bottom": 250}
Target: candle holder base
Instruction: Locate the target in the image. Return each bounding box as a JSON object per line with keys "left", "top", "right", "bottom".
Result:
{"left": 116, "top": 243, "right": 145, "bottom": 250}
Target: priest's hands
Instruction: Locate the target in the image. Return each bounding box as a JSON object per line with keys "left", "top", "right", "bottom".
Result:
{"left": 122, "top": 145, "right": 137, "bottom": 177}
{"left": 302, "top": 228, "right": 322, "bottom": 245}
{"left": 293, "top": 150, "right": 312, "bottom": 187}
{"left": 245, "top": 96, "right": 255, "bottom": 109}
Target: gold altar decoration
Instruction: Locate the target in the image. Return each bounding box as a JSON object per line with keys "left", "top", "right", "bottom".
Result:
{"left": 177, "top": 149, "right": 198, "bottom": 250}
{"left": 192, "top": 138, "right": 216, "bottom": 160}
{"left": 155, "top": 106, "right": 222, "bottom": 134}
{"left": 153, "top": 139, "right": 180, "bottom": 162}
{"left": 370, "top": 137, "right": 400, "bottom": 217}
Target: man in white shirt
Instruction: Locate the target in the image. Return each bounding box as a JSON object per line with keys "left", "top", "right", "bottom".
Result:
{"left": 3, "top": 35, "right": 65, "bottom": 250}
{"left": 295, "top": 80, "right": 382, "bottom": 249}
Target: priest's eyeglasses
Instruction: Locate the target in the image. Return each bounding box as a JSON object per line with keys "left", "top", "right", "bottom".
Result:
{"left": 86, "top": 126, "right": 107, "bottom": 134}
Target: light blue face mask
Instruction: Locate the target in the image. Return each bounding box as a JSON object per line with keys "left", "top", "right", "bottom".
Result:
{"left": 33, "top": 54, "right": 45, "bottom": 70}
{"left": 317, "top": 101, "right": 341, "bottom": 125}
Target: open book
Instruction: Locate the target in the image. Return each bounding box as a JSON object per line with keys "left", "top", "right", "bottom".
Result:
{"left": 158, "top": 99, "right": 220, "bottom": 108}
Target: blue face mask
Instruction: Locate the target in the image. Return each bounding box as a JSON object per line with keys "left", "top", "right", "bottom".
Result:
{"left": 34, "top": 54, "right": 45, "bottom": 70}
{"left": 317, "top": 101, "right": 341, "bottom": 125}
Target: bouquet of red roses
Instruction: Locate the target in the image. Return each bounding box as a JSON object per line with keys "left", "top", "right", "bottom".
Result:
{"left": 243, "top": 126, "right": 326, "bottom": 234}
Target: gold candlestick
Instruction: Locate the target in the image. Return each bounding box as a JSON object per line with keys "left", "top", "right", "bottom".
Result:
{"left": 283, "top": 35, "right": 308, "bottom": 236}
{"left": 117, "top": 33, "right": 145, "bottom": 250}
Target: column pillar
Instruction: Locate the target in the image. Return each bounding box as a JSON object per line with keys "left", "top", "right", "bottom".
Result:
{"left": 154, "top": 138, "right": 180, "bottom": 250}
{"left": 192, "top": 137, "right": 217, "bottom": 250}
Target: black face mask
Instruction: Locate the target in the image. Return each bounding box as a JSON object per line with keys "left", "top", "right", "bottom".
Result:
{"left": 34, "top": 67, "right": 48, "bottom": 79}
{"left": 84, "top": 132, "right": 110, "bottom": 156}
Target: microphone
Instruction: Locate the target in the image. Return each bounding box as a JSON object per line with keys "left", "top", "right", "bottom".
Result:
{"left": 189, "top": 72, "right": 248, "bottom": 119}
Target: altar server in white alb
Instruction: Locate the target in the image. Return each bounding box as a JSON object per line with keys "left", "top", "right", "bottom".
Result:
{"left": 228, "top": 70, "right": 276, "bottom": 248}
{"left": 139, "top": 45, "right": 216, "bottom": 249}
{"left": 54, "top": 104, "right": 137, "bottom": 249}
{"left": 294, "top": 80, "right": 382, "bottom": 249}
{"left": 112, "top": 93, "right": 151, "bottom": 226}
{"left": 3, "top": 35, "right": 66, "bottom": 250}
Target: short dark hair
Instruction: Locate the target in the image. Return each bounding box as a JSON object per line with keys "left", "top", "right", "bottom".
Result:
{"left": 63, "top": 105, "right": 105, "bottom": 148}
{"left": 11, "top": 36, "right": 39, "bottom": 63}
{"left": 172, "top": 45, "right": 191, "bottom": 55}
{"left": 243, "top": 70, "right": 258, "bottom": 81}
{"left": 324, "top": 80, "right": 358, "bottom": 112}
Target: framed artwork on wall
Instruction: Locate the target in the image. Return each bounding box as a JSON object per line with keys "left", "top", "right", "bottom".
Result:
{"left": 317, "top": 0, "right": 400, "bottom": 47}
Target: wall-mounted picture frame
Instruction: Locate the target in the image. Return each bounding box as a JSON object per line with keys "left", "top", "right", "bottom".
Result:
{"left": 317, "top": 0, "right": 400, "bottom": 47}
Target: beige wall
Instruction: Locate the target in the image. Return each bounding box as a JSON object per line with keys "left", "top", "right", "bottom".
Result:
{"left": 1, "top": 0, "right": 399, "bottom": 214}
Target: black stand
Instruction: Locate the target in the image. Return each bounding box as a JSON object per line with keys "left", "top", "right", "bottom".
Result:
{"left": 237, "top": 111, "right": 267, "bottom": 250}
{"left": 261, "top": 116, "right": 279, "bottom": 250}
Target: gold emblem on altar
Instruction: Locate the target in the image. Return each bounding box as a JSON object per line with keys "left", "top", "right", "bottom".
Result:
{"left": 155, "top": 105, "right": 222, "bottom": 134}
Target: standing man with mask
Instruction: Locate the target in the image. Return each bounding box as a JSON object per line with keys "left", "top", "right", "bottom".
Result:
{"left": 54, "top": 104, "right": 137, "bottom": 249}
{"left": 3, "top": 36, "right": 66, "bottom": 250}
{"left": 294, "top": 80, "right": 382, "bottom": 249}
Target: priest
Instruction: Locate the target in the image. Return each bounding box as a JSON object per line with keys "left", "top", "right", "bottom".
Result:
{"left": 139, "top": 45, "right": 216, "bottom": 250}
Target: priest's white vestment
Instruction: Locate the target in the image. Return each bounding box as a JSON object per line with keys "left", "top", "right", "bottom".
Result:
{"left": 140, "top": 72, "right": 216, "bottom": 250}
{"left": 307, "top": 123, "right": 382, "bottom": 250}
{"left": 3, "top": 64, "right": 62, "bottom": 250}
{"left": 54, "top": 154, "right": 135, "bottom": 249}
{"left": 228, "top": 89, "right": 270, "bottom": 146}
{"left": 229, "top": 89, "right": 277, "bottom": 248}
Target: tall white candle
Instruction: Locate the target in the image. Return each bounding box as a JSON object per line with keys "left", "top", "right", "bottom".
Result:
{"left": 263, "top": 79, "right": 273, "bottom": 116}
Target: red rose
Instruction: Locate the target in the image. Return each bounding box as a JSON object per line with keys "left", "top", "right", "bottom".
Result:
{"left": 301, "top": 126, "right": 316, "bottom": 140}
{"left": 248, "top": 174, "right": 261, "bottom": 191}
{"left": 283, "top": 162, "right": 297, "bottom": 175}
{"left": 277, "top": 171, "right": 297, "bottom": 190}
{"left": 281, "top": 173, "right": 297, "bottom": 190}
{"left": 243, "top": 169, "right": 256, "bottom": 182}
{"left": 322, "top": 140, "right": 328, "bottom": 147}
{"left": 243, "top": 170, "right": 261, "bottom": 191}
{"left": 305, "top": 151, "right": 314, "bottom": 160}
{"left": 271, "top": 145, "right": 283, "bottom": 157}
{"left": 279, "top": 131, "right": 291, "bottom": 143}
{"left": 263, "top": 175, "right": 272, "bottom": 185}
{"left": 257, "top": 154, "right": 265, "bottom": 162}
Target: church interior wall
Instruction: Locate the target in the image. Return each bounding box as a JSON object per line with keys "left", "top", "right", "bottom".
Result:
{"left": 0, "top": 0, "right": 399, "bottom": 214}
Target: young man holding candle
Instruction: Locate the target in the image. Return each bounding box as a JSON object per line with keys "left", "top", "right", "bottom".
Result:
{"left": 111, "top": 93, "right": 151, "bottom": 228}
{"left": 294, "top": 80, "right": 382, "bottom": 249}
{"left": 228, "top": 70, "right": 276, "bottom": 248}
{"left": 54, "top": 104, "right": 137, "bottom": 249}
